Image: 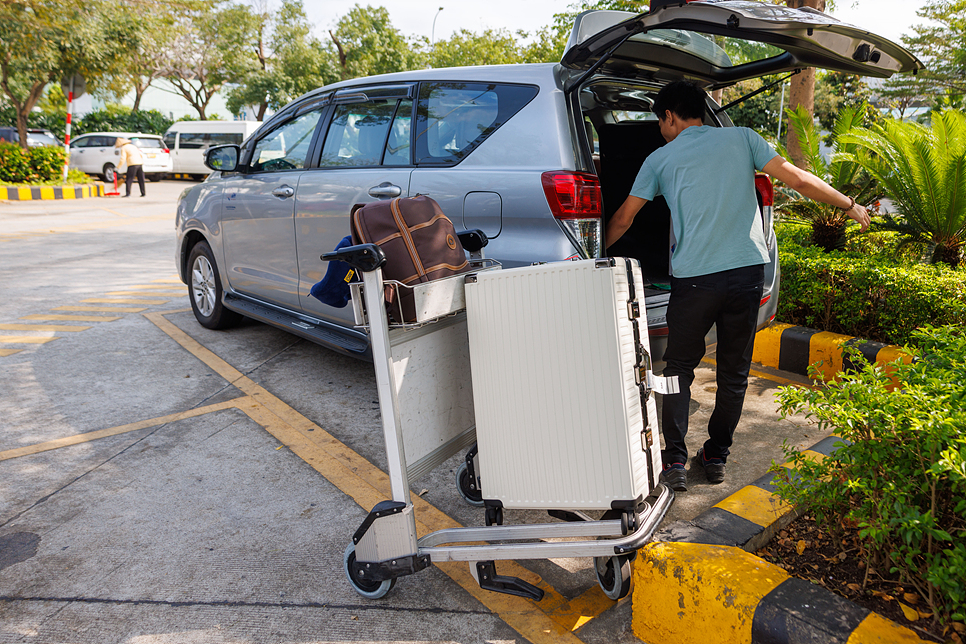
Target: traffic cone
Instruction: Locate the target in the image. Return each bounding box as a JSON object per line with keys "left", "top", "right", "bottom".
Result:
{"left": 106, "top": 170, "right": 120, "bottom": 196}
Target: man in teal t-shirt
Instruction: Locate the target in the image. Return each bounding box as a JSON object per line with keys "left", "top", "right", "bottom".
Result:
{"left": 606, "top": 81, "right": 870, "bottom": 492}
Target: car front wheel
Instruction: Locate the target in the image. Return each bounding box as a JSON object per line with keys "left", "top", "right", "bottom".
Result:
{"left": 187, "top": 241, "right": 242, "bottom": 330}
{"left": 102, "top": 163, "right": 116, "bottom": 183}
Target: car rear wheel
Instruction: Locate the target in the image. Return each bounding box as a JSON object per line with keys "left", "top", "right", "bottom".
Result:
{"left": 102, "top": 163, "right": 116, "bottom": 183}
{"left": 148, "top": 174, "right": 162, "bottom": 182}
{"left": 187, "top": 241, "right": 242, "bottom": 330}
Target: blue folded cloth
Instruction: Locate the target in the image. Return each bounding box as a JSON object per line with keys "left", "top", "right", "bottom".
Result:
{"left": 310, "top": 235, "right": 355, "bottom": 307}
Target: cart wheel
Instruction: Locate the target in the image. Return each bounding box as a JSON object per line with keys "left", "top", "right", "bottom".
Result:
{"left": 595, "top": 554, "right": 632, "bottom": 601}
{"left": 343, "top": 543, "right": 395, "bottom": 599}
{"left": 456, "top": 461, "right": 484, "bottom": 506}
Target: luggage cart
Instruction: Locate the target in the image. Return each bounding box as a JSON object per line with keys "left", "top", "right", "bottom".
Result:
{"left": 322, "top": 234, "right": 674, "bottom": 602}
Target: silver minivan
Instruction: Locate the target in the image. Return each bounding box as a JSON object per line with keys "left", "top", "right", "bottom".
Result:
{"left": 176, "top": 1, "right": 920, "bottom": 360}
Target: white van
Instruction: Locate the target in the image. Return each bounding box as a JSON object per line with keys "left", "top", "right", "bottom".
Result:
{"left": 163, "top": 121, "right": 262, "bottom": 177}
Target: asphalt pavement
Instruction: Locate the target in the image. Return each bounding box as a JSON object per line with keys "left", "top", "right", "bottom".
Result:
{"left": 0, "top": 181, "right": 824, "bottom": 644}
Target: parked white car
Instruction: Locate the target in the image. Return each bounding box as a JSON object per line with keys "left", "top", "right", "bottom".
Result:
{"left": 69, "top": 132, "right": 173, "bottom": 182}
{"left": 162, "top": 121, "right": 262, "bottom": 178}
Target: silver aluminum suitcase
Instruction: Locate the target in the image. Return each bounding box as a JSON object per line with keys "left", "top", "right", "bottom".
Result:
{"left": 464, "top": 257, "right": 667, "bottom": 511}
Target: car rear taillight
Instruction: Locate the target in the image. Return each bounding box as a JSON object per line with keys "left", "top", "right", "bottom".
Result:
{"left": 755, "top": 173, "right": 774, "bottom": 207}
{"left": 163, "top": 148, "right": 170, "bottom": 154}
{"left": 542, "top": 171, "right": 603, "bottom": 259}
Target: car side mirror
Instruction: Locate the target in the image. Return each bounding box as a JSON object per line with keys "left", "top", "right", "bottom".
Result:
{"left": 205, "top": 144, "right": 240, "bottom": 172}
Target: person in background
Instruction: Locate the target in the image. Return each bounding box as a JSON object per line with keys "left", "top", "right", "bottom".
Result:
{"left": 606, "top": 80, "right": 869, "bottom": 492}
{"left": 115, "top": 137, "right": 146, "bottom": 198}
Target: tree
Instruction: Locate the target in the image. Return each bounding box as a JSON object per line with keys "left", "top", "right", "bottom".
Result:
{"left": 783, "top": 0, "right": 826, "bottom": 168}
{"left": 105, "top": 1, "right": 181, "bottom": 112}
{"left": 900, "top": 0, "right": 966, "bottom": 109}
{"left": 842, "top": 110, "right": 966, "bottom": 268}
{"left": 162, "top": 1, "right": 260, "bottom": 120}
{"left": 0, "top": 0, "right": 135, "bottom": 149}
{"left": 329, "top": 5, "right": 422, "bottom": 81}
{"left": 431, "top": 29, "right": 522, "bottom": 69}
{"left": 226, "top": 0, "right": 338, "bottom": 119}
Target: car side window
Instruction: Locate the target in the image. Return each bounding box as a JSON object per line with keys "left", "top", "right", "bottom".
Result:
{"left": 414, "top": 82, "right": 538, "bottom": 165}
{"left": 250, "top": 109, "right": 323, "bottom": 173}
{"left": 209, "top": 133, "right": 243, "bottom": 146}
{"left": 179, "top": 133, "right": 207, "bottom": 149}
{"left": 384, "top": 99, "right": 412, "bottom": 166}
{"left": 163, "top": 133, "right": 177, "bottom": 149}
{"left": 319, "top": 100, "right": 397, "bottom": 167}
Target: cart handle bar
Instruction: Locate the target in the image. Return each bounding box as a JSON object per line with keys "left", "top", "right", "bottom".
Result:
{"left": 321, "top": 243, "right": 386, "bottom": 273}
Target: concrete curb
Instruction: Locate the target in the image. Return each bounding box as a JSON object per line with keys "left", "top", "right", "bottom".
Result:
{"left": 631, "top": 436, "right": 930, "bottom": 643}
{"left": 2, "top": 183, "right": 104, "bottom": 201}
{"left": 753, "top": 322, "right": 912, "bottom": 381}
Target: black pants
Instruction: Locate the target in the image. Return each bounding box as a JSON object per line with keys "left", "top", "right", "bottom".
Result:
{"left": 660, "top": 264, "right": 765, "bottom": 465}
{"left": 125, "top": 165, "right": 145, "bottom": 196}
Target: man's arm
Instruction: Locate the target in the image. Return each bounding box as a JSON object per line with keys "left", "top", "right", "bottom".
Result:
{"left": 762, "top": 156, "right": 870, "bottom": 232}
{"left": 605, "top": 195, "right": 648, "bottom": 248}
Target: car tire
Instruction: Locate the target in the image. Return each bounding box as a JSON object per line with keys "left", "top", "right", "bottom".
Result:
{"left": 187, "top": 241, "right": 242, "bottom": 330}
{"left": 102, "top": 163, "right": 116, "bottom": 183}
{"left": 148, "top": 174, "right": 162, "bottom": 182}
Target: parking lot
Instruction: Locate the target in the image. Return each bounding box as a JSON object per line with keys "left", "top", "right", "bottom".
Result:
{"left": 1, "top": 181, "right": 821, "bottom": 644}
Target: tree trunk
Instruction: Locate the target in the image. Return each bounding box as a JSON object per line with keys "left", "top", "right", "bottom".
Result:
{"left": 785, "top": 0, "right": 825, "bottom": 168}
{"left": 329, "top": 30, "right": 348, "bottom": 80}
{"left": 256, "top": 102, "right": 268, "bottom": 120}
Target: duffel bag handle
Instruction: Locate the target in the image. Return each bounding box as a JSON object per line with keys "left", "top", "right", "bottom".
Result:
{"left": 321, "top": 243, "right": 386, "bottom": 273}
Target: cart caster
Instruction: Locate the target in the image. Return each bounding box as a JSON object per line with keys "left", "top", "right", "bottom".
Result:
{"left": 484, "top": 504, "right": 504, "bottom": 526}
{"left": 595, "top": 554, "right": 632, "bottom": 601}
{"left": 456, "top": 461, "right": 484, "bottom": 506}
{"left": 344, "top": 543, "right": 396, "bottom": 599}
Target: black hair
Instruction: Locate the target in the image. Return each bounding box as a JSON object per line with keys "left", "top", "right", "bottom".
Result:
{"left": 652, "top": 80, "right": 707, "bottom": 122}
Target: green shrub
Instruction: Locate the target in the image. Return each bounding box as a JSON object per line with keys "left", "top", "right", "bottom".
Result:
{"left": 0, "top": 142, "right": 31, "bottom": 183}
{"left": 28, "top": 145, "right": 67, "bottom": 181}
{"left": 772, "top": 325, "right": 966, "bottom": 625}
{"left": 777, "top": 225, "right": 966, "bottom": 345}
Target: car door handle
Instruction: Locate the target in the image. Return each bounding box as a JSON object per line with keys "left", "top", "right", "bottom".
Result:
{"left": 368, "top": 182, "right": 402, "bottom": 198}
{"left": 272, "top": 185, "right": 295, "bottom": 199}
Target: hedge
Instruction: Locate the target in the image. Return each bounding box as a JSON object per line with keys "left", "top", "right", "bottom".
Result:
{"left": 0, "top": 142, "right": 69, "bottom": 184}
{"left": 777, "top": 226, "right": 966, "bottom": 346}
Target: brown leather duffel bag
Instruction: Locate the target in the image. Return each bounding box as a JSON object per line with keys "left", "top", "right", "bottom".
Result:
{"left": 351, "top": 194, "right": 470, "bottom": 323}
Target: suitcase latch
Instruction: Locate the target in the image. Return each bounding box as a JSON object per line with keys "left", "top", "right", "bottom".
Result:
{"left": 627, "top": 300, "right": 640, "bottom": 319}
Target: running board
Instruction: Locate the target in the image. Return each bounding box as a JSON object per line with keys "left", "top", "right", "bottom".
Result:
{"left": 223, "top": 294, "right": 369, "bottom": 355}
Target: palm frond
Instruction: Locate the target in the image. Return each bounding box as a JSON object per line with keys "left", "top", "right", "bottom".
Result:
{"left": 785, "top": 104, "right": 827, "bottom": 177}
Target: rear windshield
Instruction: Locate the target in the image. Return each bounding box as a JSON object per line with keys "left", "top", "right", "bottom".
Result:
{"left": 629, "top": 29, "right": 784, "bottom": 68}
{"left": 132, "top": 137, "right": 164, "bottom": 149}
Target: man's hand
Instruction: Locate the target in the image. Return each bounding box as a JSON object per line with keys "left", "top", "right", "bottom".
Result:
{"left": 606, "top": 195, "right": 648, "bottom": 248}
{"left": 847, "top": 202, "right": 870, "bottom": 232}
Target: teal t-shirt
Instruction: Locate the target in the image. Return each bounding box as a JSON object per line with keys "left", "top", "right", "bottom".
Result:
{"left": 629, "top": 125, "right": 778, "bottom": 278}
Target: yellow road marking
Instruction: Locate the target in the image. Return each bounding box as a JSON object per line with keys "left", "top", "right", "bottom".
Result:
{"left": 98, "top": 207, "right": 128, "bottom": 217}
{"left": 82, "top": 298, "right": 167, "bottom": 305}
{"left": 151, "top": 278, "right": 184, "bottom": 284}
{"left": 21, "top": 314, "right": 121, "bottom": 322}
{"left": 129, "top": 284, "right": 187, "bottom": 289}
{"left": 0, "top": 323, "right": 90, "bottom": 332}
{"left": 0, "top": 400, "right": 242, "bottom": 462}
{"left": 105, "top": 291, "right": 185, "bottom": 297}
{"left": 0, "top": 348, "right": 22, "bottom": 357}
{"left": 0, "top": 335, "right": 58, "bottom": 344}
{"left": 53, "top": 306, "right": 147, "bottom": 313}
{"left": 144, "top": 310, "right": 590, "bottom": 644}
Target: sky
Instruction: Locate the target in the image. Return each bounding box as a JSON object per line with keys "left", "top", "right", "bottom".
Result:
{"left": 305, "top": 1, "right": 930, "bottom": 49}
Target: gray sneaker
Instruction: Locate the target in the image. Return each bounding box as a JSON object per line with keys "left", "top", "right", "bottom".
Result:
{"left": 695, "top": 448, "right": 726, "bottom": 484}
{"left": 659, "top": 464, "right": 688, "bottom": 492}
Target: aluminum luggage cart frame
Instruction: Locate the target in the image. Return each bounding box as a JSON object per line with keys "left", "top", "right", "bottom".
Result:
{"left": 322, "top": 237, "right": 674, "bottom": 602}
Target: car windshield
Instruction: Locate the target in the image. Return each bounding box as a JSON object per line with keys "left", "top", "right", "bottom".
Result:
{"left": 132, "top": 137, "right": 164, "bottom": 148}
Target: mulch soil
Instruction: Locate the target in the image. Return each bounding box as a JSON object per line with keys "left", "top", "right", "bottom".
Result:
{"left": 755, "top": 513, "right": 963, "bottom": 643}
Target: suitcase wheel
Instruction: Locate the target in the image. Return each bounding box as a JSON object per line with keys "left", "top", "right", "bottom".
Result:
{"left": 456, "top": 461, "right": 484, "bottom": 507}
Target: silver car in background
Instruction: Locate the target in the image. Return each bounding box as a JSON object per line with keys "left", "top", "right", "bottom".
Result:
{"left": 176, "top": 1, "right": 920, "bottom": 360}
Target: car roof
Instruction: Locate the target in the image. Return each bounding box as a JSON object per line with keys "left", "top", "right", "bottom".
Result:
{"left": 76, "top": 132, "right": 162, "bottom": 138}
